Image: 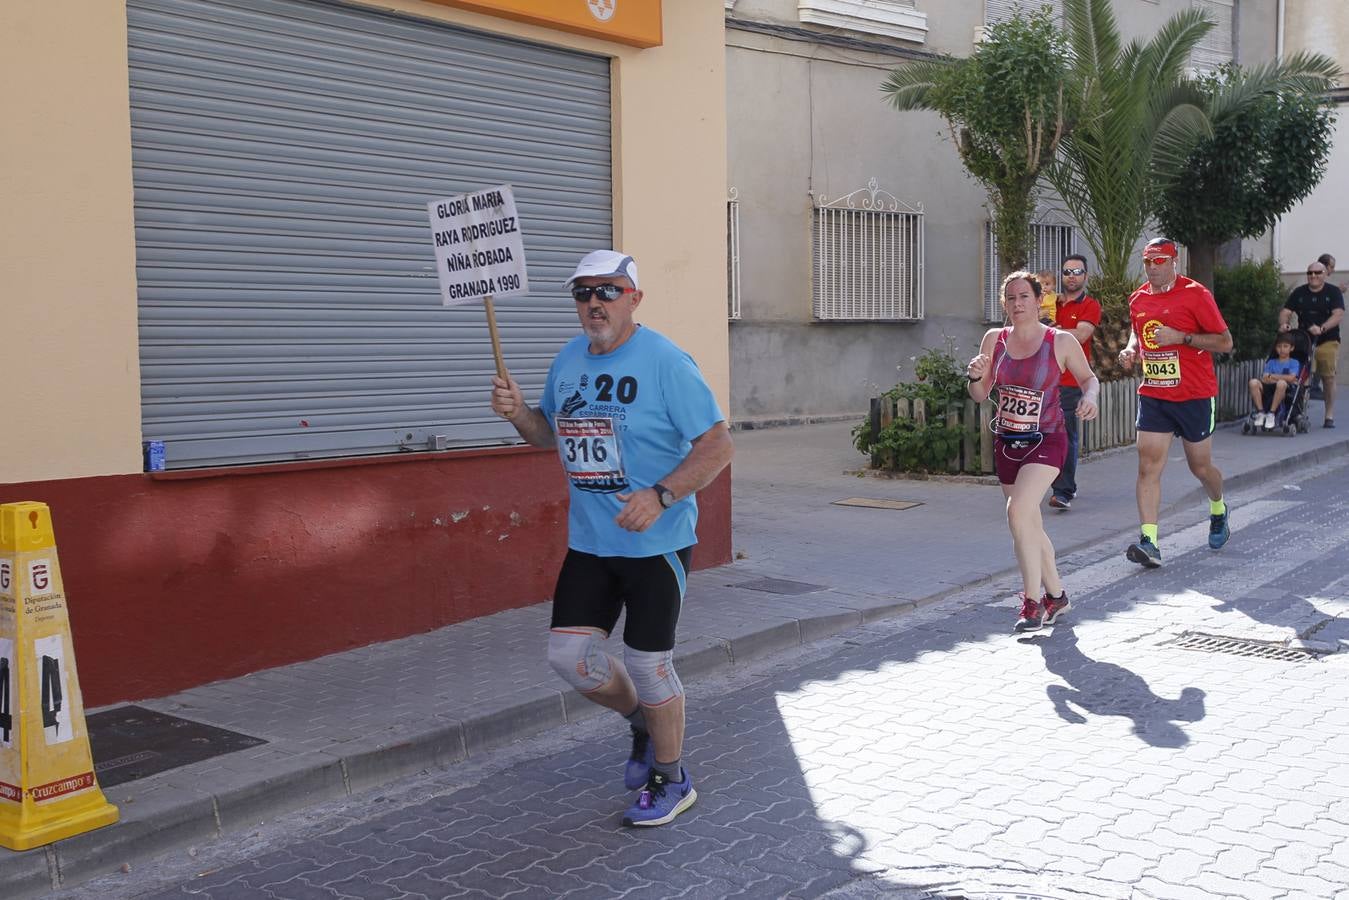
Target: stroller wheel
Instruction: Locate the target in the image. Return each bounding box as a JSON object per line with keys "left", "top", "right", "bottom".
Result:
{"left": 1243, "top": 422, "right": 1252, "bottom": 434}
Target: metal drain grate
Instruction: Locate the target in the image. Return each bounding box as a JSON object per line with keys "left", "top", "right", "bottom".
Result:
{"left": 833, "top": 497, "right": 923, "bottom": 510}
{"left": 731, "top": 577, "right": 827, "bottom": 595}
{"left": 89, "top": 705, "right": 268, "bottom": 788}
{"left": 1171, "top": 632, "right": 1316, "bottom": 662}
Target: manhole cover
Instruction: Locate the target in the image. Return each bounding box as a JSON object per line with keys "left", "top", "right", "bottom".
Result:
{"left": 88, "top": 705, "right": 268, "bottom": 788}
{"left": 731, "top": 577, "right": 827, "bottom": 595}
{"left": 1170, "top": 632, "right": 1316, "bottom": 663}
{"left": 833, "top": 497, "right": 924, "bottom": 510}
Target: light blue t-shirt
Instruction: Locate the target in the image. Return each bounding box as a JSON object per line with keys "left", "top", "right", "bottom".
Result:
{"left": 1263, "top": 357, "right": 1301, "bottom": 379}
{"left": 539, "top": 326, "right": 725, "bottom": 557}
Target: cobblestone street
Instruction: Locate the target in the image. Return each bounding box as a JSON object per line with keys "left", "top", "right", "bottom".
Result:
{"left": 63, "top": 459, "right": 1349, "bottom": 900}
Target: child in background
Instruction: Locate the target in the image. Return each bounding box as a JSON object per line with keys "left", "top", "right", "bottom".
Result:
{"left": 1036, "top": 270, "right": 1058, "bottom": 324}
{"left": 1247, "top": 333, "right": 1301, "bottom": 430}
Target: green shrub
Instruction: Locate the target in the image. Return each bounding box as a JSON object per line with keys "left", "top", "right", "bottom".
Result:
{"left": 853, "top": 416, "right": 972, "bottom": 473}
{"left": 1213, "top": 258, "right": 1286, "bottom": 361}
{"left": 902, "top": 340, "right": 974, "bottom": 409}
{"left": 852, "top": 341, "right": 977, "bottom": 472}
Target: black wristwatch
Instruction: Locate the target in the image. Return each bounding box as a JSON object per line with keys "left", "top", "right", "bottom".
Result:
{"left": 652, "top": 483, "right": 676, "bottom": 509}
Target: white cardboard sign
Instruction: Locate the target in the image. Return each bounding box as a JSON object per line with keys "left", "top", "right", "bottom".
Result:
{"left": 426, "top": 184, "right": 530, "bottom": 306}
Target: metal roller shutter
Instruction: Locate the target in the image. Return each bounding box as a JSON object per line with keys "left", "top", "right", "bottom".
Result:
{"left": 127, "top": 0, "right": 612, "bottom": 468}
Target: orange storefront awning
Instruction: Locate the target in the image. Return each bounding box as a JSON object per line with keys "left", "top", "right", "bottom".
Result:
{"left": 425, "top": 0, "right": 662, "bottom": 48}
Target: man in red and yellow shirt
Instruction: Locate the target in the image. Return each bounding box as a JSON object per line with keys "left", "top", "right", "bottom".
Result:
{"left": 1117, "top": 238, "right": 1234, "bottom": 568}
{"left": 1048, "top": 253, "right": 1102, "bottom": 511}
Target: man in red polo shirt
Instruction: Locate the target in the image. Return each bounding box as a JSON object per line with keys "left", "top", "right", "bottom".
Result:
{"left": 1049, "top": 253, "right": 1101, "bottom": 510}
{"left": 1117, "top": 238, "right": 1234, "bottom": 567}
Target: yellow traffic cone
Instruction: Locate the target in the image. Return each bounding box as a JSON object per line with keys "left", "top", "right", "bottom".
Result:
{"left": 0, "top": 502, "right": 117, "bottom": 851}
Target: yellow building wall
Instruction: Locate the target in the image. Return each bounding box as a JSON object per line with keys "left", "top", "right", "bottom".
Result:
{"left": 0, "top": 0, "right": 729, "bottom": 485}
{"left": 1, "top": 3, "right": 143, "bottom": 483}
{"left": 611, "top": 7, "right": 731, "bottom": 407}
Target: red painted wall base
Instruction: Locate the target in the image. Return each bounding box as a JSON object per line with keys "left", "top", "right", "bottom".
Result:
{"left": 0, "top": 448, "right": 731, "bottom": 707}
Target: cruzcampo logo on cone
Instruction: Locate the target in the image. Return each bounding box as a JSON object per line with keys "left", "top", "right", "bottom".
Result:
{"left": 0, "top": 501, "right": 117, "bottom": 851}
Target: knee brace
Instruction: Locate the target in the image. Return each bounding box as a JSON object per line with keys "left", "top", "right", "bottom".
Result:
{"left": 548, "top": 629, "right": 613, "bottom": 694}
{"left": 623, "top": 647, "right": 684, "bottom": 707}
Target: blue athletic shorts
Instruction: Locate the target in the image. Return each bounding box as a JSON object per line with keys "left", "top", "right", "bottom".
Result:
{"left": 1136, "top": 395, "right": 1215, "bottom": 443}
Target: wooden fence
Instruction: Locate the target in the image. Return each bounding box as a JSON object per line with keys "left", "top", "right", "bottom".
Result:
{"left": 866, "top": 358, "right": 1264, "bottom": 475}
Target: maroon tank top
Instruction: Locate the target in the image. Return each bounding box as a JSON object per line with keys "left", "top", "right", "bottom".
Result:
{"left": 990, "top": 327, "right": 1065, "bottom": 435}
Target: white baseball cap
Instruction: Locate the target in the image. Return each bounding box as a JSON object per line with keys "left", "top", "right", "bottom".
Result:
{"left": 565, "top": 249, "right": 640, "bottom": 289}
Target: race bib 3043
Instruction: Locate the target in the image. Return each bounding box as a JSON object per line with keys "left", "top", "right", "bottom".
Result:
{"left": 1142, "top": 350, "right": 1181, "bottom": 388}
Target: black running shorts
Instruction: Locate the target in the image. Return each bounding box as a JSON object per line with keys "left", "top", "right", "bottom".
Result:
{"left": 550, "top": 547, "right": 693, "bottom": 653}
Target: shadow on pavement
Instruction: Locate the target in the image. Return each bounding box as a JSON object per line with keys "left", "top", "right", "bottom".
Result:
{"left": 1211, "top": 590, "right": 1335, "bottom": 637}
{"left": 143, "top": 471, "right": 1349, "bottom": 899}
{"left": 143, "top": 574, "right": 1221, "bottom": 899}
{"left": 1024, "top": 624, "right": 1205, "bottom": 749}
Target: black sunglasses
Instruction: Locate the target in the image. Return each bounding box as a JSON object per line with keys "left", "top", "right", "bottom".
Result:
{"left": 570, "top": 283, "right": 633, "bottom": 302}
{"left": 1062, "top": 267, "right": 1086, "bottom": 276}
{"left": 1308, "top": 269, "right": 1327, "bottom": 276}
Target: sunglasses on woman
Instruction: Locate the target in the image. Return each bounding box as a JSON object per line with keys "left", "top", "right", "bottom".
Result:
{"left": 570, "top": 283, "right": 635, "bottom": 302}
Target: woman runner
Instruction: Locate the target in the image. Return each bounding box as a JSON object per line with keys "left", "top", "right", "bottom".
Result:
{"left": 967, "top": 271, "right": 1101, "bottom": 631}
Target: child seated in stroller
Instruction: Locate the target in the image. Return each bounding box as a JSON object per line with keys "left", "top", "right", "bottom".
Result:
{"left": 1248, "top": 332, "right": 1302, "bottom": 430}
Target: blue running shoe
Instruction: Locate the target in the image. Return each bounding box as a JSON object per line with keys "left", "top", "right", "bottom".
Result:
{"left": 624, "top": 729, "right": 654, "bottom": 790}
{"left": 1126, "top": 536, "right": 1162, "bottom": 568}
{"left": 622, "top": 769, "right": 697, "bottom": 827}
{"left": 1209, "top": 509, "right": 1230, "bottom": 550}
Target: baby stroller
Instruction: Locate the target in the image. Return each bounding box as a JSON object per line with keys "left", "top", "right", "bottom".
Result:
{"left": 1242, "top": 329, "right": 1311, "bottom": 436}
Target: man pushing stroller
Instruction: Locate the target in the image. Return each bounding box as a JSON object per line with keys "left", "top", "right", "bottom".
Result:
{"left": 1280, "top": 259, "right": 1344, "bottom": 428}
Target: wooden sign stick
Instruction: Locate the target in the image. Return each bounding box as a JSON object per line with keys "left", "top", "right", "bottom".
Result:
{"left": 483, "top": 294, "right": 508, "bottom": 380}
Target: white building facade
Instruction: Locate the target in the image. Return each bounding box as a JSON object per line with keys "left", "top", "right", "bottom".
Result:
{"left": 725, "top": 0, "right": 1284, "bottom": 424}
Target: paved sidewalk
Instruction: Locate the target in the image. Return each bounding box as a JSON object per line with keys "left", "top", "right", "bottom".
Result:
{"left": 6, "top": 412, "right": 1348, "bottom": 897}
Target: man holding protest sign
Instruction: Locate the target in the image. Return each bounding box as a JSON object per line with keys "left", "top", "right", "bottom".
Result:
{"left": 490, "top": 249, "right": 733, "bottom": 827}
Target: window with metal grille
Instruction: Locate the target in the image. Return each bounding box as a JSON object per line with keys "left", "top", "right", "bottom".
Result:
{"left": 983, "top": 217, "right": 1077, "bottom": 322}
{"left": 984, "top": 0, "right": 1063, "bottom": 25}
{"left": 812, "top": 180, "right": 924, "bottom": 321}
{"left": 728, "top": 188, "right": 741, "bottom": 320}
{"left": 1190, "top": 0, "right": 1235, "bottom": 73}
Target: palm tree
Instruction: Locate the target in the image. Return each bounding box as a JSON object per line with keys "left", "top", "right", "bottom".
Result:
{"left": 881, "top": 9, "right": 1070, "bottom": 275}
{"left": 1046, "top": 0, "right": 1212, "bottom": 372}
{"left": 1049, "top": 0, "right": 1337, "bottom": 374}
